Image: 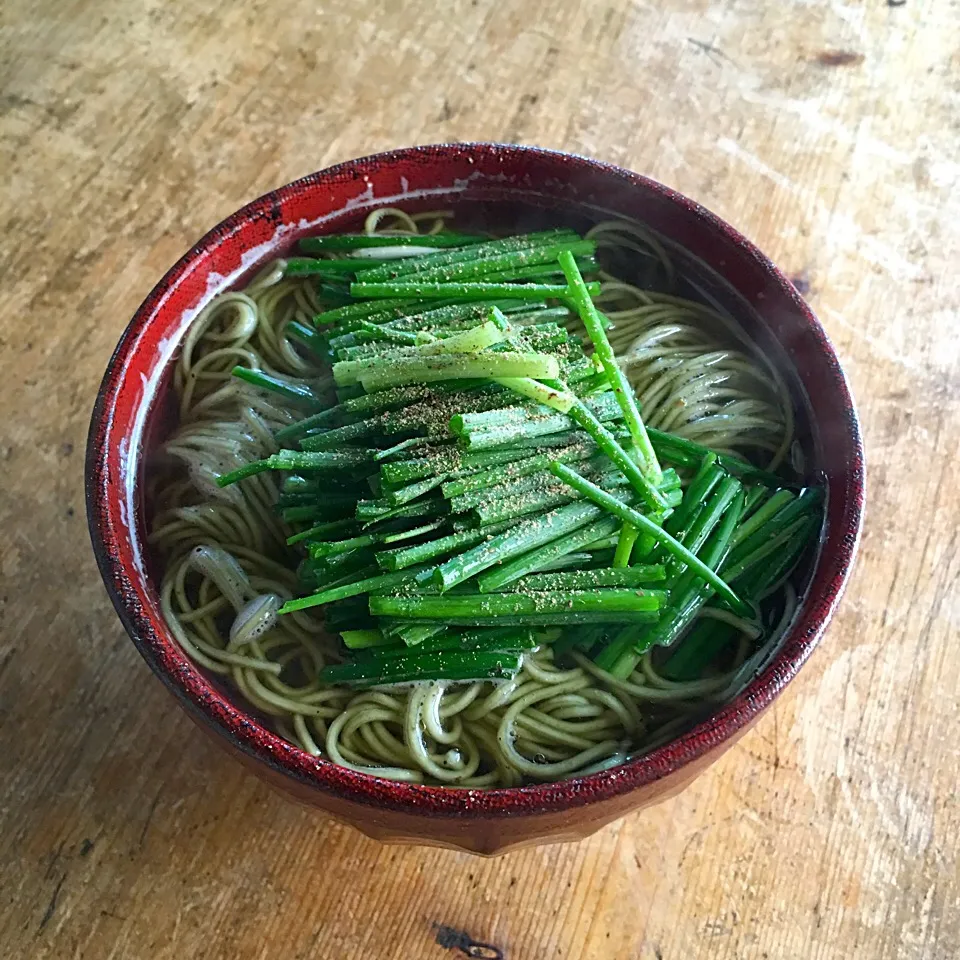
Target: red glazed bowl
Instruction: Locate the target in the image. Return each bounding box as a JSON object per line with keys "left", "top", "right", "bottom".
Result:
{"left": 86, "top": 143, "right": 864, "bottom": 855}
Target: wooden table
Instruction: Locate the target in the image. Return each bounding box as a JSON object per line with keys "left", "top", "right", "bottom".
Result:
{"left": 2, "top": 1, "right": 957, "bottom": 957}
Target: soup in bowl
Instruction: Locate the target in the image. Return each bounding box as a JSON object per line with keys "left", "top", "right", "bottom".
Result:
{"left": 86, "top": 143, "right": 863, "bottom": 854}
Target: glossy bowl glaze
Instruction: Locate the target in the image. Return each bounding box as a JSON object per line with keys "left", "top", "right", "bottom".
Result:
{"left": 86, "top": 143, "right": 864, "bottom": 855}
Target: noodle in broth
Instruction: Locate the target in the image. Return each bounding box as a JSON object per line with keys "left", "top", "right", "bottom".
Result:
{"left": 147, "top": 208, "right": 801, "bottom": 786}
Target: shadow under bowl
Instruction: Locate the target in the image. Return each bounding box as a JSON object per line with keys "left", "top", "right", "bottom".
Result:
{"left": 86, "top": 142, "right": 864, "bottom": 855}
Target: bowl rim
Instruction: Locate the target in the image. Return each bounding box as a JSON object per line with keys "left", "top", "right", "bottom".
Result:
{"left": 86, "top": 141, "right": 865, "bottom": 819}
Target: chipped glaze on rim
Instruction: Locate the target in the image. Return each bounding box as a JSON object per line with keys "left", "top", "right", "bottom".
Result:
{"left": 86, "top": 143, "right": 864, "bottom": 819}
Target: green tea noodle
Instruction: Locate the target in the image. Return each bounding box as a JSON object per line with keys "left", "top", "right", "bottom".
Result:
{"left": 585, "top": 220, "right": 793, "bottom": 471}
{"left": 147, "top": 209, "right": 799, "bottom": 786}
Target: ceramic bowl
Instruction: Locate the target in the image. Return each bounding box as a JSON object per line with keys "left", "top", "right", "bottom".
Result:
{"left": 86, "top": 143, "right": 864, "bottom": 855}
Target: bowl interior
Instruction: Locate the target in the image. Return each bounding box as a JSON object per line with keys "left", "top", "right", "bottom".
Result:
{"left": 89, "top": 144, "right": 863, "bottom": 816}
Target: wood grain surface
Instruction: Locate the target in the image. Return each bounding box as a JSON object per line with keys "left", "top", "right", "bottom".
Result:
{"left": 2, "top": 0, "right": 958, "bottom": 957}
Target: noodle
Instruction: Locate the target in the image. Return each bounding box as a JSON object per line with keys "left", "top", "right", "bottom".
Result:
{"left": 148, "top": 211, "right": 801, "bottom": 786}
